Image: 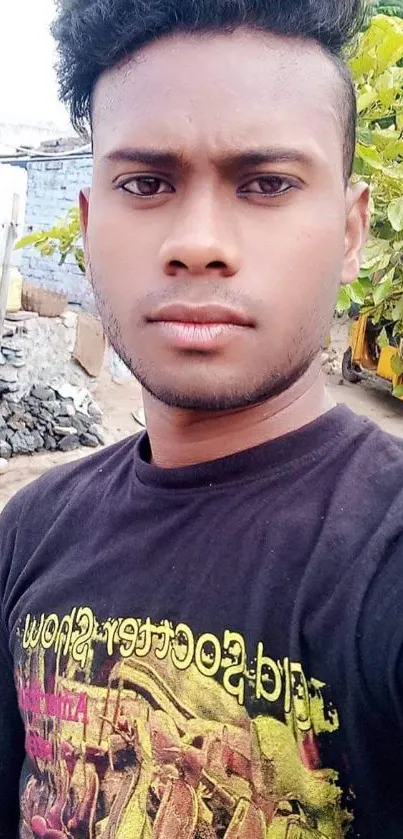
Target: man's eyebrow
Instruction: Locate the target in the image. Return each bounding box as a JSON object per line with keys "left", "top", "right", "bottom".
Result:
{"left": 223, "top": 149, "right": 314, "bottom": 169}
{"left": 103, "top": 148, "right": 185, "bottom": 168}
{"left": 103, "top": 146, "right": 314, "bottom": 169}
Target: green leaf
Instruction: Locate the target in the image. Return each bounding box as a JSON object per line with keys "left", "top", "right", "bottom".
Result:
{"left": 372, "top": 306, "right": 384, "bottom": 325}
{"left": 336, "top": 287, "right": 352, "bottom": 314}
{"left": 353, "top": 155, "right": 366, "bottom": 176}
{"left": 391, "top": 352, "right": 403, "bottom": 374}
{"left": 40, "top": 243, "right": 55, "bottom": 257}
{"left": 357, "top": 88, "right": 378, "bottom": 113}
{"left": 356, "top": 143, "right": 385, "bottom": 170}
{"left": 15, "top": 232, "right": 44, "bottom": 249}
{"left": 357, "top": 127, "right": 374, "bottom": 145}
{"left": 392, "top": 296, "right": 403, "bottom": 320}
{"left": 357, "top": 275, "right": 373, "bottom": 289}
{"left": 377, "top": 140, "right": 403, "bottom": 161}
{"left": 14, "top": 207, "right": 83, "bottom": 273}
{"left": 350, "top": 52, "right": 376, "bottom": 80}
{"left": 373, "top": 15, "right": 403, "bottom": 73}
{"left": 392, "top": 384, "right": 403, "bottom": 397}
{"left": 348, "top": 279, "right": 367, "bottom": 305}
{"left": 377, "top": 326, "right": 390, "bottom": 347}
{"left": 73, "top": 247, "right": 85, "bottom": 273}
{"left": 361, "top": 239, "right": 392, "bottom": 271}
{"left": 388, "top": 196, "right": 403, "bottom": 230}
{"left": 373, "top": 271, "right": 394, "bottom": 305}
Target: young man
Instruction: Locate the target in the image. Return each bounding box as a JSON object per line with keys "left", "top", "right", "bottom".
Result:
{"left": 3, "top": 0, "right": 402, "bottom": 835}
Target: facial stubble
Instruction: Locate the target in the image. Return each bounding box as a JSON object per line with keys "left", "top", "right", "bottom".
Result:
{"left": 89, "top": 262, "right": 324, "bottom": 412}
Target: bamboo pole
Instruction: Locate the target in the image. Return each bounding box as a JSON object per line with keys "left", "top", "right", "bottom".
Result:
{"left": 0, "top": 193, "right": 20, "bottom": 342}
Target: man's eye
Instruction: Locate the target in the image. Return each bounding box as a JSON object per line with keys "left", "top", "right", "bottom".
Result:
{"left": 239, "top": 176, "right": 296, "bottom": 196}
{"left": 121, "top": 177, "right": 174, "bottom": 197}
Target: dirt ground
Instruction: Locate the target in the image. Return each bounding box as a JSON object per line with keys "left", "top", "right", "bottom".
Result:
{"left": 1, "top": 330, "right": 403, "bottom": 511}
{"left": 0, "top": 370, "right": 145, "bottom": 511}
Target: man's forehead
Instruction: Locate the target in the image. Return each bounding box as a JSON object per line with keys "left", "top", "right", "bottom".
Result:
{"left": 92, "top": 29, "right": 342, "bottom": 164}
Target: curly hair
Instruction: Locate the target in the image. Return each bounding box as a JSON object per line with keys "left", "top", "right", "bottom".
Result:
{"left": 52, "top": 0, "right": 367, "bottom": 179}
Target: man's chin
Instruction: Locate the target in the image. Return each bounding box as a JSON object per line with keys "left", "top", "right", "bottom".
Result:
{"left": 105, "top": 336, "right": 318, "bottom": 413}
{"left": 137, "top": 370, "right": 310, "bottom": 413}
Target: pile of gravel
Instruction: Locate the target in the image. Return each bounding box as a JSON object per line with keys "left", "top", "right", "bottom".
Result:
{"left": 0, "top": 383, "right": 104, "bottom": 459}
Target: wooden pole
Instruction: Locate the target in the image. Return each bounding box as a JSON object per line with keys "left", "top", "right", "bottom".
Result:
{"left": 0, "top": 193, "right": 20, "bottom": 343}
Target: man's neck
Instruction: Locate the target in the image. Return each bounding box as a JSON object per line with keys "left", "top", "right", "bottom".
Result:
{"left": 142, "top": 361, "right": 334, "bottom": 469}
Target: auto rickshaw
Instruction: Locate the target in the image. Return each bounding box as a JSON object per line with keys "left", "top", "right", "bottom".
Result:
{"left": 342, "top": 313, "right": 403, "bottom": 399}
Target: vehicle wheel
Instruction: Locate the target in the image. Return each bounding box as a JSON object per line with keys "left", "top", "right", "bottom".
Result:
{"left": 342, "top": 348, "right": 361, "bottom": 383}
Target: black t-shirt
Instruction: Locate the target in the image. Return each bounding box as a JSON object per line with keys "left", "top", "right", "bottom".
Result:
{"left": 1, "top": 404, "right": 403, "bottom": 838}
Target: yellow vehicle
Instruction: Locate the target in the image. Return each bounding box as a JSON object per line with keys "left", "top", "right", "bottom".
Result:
{"left": 342, "top": 313, "right": 403, "bottom": 399}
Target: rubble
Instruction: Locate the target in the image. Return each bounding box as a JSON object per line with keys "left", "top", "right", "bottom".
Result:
{"left": 0, "top": 383, "right": 104, "bottom": 457}
{"left": 0, "top": 306, "right": 108, "bottom": 462}
{"left": 0, "top": 441, "right": 12, "bottom": 460}
{"left": 0, "top": 312, "right": 94, "bottom": 404}
{"left": 0, "top": 303, "right": 112, "bottom": 463}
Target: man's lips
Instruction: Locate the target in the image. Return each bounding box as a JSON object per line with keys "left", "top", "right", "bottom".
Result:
{"left": 147, "top": 304, "right": 254, "bottom": 350}
{"left": 147, "top": 303, "right": 253, "bottom": 327}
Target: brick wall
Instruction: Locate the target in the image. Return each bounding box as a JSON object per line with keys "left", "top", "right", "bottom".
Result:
{"left": 21, "top": 157, "right": 94, "bottom": 310}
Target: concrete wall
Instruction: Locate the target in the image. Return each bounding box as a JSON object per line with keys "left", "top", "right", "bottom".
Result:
{"left": 21, "top": 157, "right": 94, "bottom": 310}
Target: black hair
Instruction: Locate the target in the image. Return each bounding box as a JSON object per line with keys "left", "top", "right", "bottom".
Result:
{"left": 52, "top": 0, "right": 367, "bottom": 180}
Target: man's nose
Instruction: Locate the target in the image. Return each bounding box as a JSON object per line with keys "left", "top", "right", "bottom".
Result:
{"left": 159, "top": 192, "right": 241, "bottom": 278}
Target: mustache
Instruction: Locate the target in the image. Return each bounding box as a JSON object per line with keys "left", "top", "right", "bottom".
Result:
{"left": 139, "top": 281, "right": 259, "bottom": 315}
{"left": 87, "top": 260, "right": 261, "bottom": 323}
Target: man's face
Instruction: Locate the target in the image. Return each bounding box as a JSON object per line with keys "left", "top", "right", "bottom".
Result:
{"left": 83, "top": 30, "right": 368, "bottom": 411}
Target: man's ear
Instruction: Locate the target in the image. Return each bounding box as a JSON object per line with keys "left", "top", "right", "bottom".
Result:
{"left": 79, "top": 188, "right": 91, "bottom": 282}
{"left": 341, "top": 181, "right": 371, "bottom": 286}
{"left": 79, "top": 187, "right": 90, "bottom": 253}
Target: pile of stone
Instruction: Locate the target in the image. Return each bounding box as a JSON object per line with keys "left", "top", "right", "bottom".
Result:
{"left": 0, "top": 322, "right": 28, "bottom": 397}
{"left": 0, "top": 382, "right": 104, "bottom": 460}
{"left": 0, "top": 310, "right": 91, "bottom": 403}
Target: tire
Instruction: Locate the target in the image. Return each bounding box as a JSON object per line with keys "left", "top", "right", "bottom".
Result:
{"left": 342, "top": 348, "right": 361, "bottom": 384}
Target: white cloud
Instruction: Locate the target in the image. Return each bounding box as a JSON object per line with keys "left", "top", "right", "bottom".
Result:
{"left": 0, "top": 0, "right": 70, "bottom": 127}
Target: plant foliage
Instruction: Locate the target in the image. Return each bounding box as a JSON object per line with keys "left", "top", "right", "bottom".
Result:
{"left": 16, "top": 207, "right": 85, "bottom": 274}
{"left": 372, "top": 1, "right": 403, "bottom": 18}
{"left": 337, "top": 14, "right": 403, "bottom": 345}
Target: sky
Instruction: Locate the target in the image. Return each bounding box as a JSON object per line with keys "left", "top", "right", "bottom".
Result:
{"left": 0, "top": 0, "right": 70, "bottom": 127}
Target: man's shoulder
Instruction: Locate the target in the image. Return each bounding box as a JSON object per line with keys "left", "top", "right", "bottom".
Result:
{"left": 0, "top": 435, "right": 141, "bottom": 600}
{"left": 334, "top": 410, "right": 403, "bottom": 520}
{"left": 1, "top": 434, "right": 139, "bottom": 525}
{"left": 340, "top": 407, "right": 403, "bottom": 475}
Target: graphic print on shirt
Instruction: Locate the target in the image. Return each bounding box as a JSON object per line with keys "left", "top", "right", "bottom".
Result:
{"left": 16, "top": 607, "right": 353, "bottom": 838}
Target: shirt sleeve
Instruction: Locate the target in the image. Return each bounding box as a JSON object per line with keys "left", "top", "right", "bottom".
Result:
{"left": 0, "top": 495, "right": 27, "bottom": 837}
{"left": 358, "top": 534, "right": 403, "bottom": 731}
{"left": 0, "top": 626, "right": 25, "bottom": 836}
